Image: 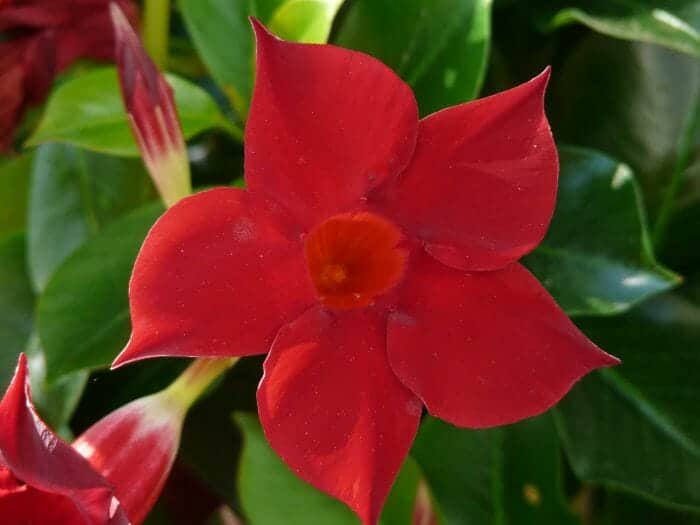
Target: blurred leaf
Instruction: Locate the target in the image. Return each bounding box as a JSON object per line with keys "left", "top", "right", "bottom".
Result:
{"left": 662, "top": 196, "right": 700, "bottom": 274}
{"left": 0, "top": 154, "right": 32, "bottom": 236}
{"left": 0, "top": 233, "right": 34, "bottom": 391}
{"left": 178, "top": 0, "right": 343, "bottom": 119}
{"left": 0, "top": 233, "right": 86, "bottom": 434}
{"left": 25, "top": 334, "right": 88, "bottom": 438}
{"left": 37, "top": 203, "right": 164, "bottom": 382}
{"left": 549, "top": 35, "right": 700, "bottom": 213}
{"left": 600, "top": 490, "right": 700, "bottom": 524}
{"left": 27, "top": 68, "right": 224, "bottom": 156}
{"left": 535, "top": 0, "right": 700, "bottom": 57}
{"left": 525, "top": 146, "right": 679, "bottom": 316}
{"left": 335, "top": 0, "right": 492, "bottom": 115}
{"left": 236, "top": 412, "right": 419, "bottom": 524}
{"left": 412, "top": 414, "right": 578, "bottom": 524}
{"left": 555, "top": 291, "right": 700, "bottom": 511}
{"left": 269, "top": 0, "right": 344, "bottom": 42}
{"left": 27, "top": 143, "right": 153, "bottom": 291}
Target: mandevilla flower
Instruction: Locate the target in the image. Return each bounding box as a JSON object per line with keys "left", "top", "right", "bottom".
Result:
{"left": 113, "top": 20, "right": 620, "bottom": 524}
{"left": 0, "top": 353, "right": 226, "bottom": 524}
{"left": 0, "top": 0, "right": 137, "bottom": 150}
{"left": 110, "top": 3, "right": 191, "bottom": 207}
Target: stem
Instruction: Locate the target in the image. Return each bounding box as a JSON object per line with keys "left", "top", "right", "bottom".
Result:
{"left": 142, "top": 0, "right": 170, "bottom": 68}
{"left": 164, "top": 357, "right": 239, "bottom": 410}
{"left": 652, "top": 95, "right": 700, "bottom": 249}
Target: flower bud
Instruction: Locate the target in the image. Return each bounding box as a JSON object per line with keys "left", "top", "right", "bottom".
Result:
{"left": 110, "top": 2, "right": 191, "bottom": 207}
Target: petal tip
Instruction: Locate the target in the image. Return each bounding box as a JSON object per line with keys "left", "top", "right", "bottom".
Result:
{"left": 249, "top": 16, "right": 275, "bottom": 42}
{"left": 600, "top": 350, "right": 622, "bottom": 368}
{"left": 111, "top": 344, "right": 138, "bottom": 370}
{"left": 109, "top": 2, "right": 132, "bottom": 38}
{"left": 530, "top": 66, "right": 552, "bottom": 95}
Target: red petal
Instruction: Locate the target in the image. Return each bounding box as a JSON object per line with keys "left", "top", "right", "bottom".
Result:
{"left": 0, "top": 41, "right": 26, "bottom": 151}
{"left": 257, "top": 307, "right": 421, "bottom": 525}
{"left": 114, "top": 188, "right": 316, "bottom": 367}
{"left": 373, "top": 70, "right": 558, "bottom": 271}
{"left": 387, "top": 253, "right": 619, "bottom": 428}
{"left": 0, "top": 355, "right": 129, "bottom": 524}
{"left": 245, "top": 19, "right": 418, "bottom": 228}
{"left": 74, "top": 394, "right": 183, "bottom": 525}
{"left": 0, "top": 480, "right": 93, "bottom": 525}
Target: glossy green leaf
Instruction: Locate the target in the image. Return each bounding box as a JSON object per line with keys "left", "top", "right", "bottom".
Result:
{"left": 412, "top": 414, "right": 578, "bottom": 524}
{"left": 0, "top": 233, "right": 34, "bottom": 391}
{"left": 268, "top": 0, "right": 344, "bottom": 43}
{"left": 27, "top": 68, "right": 223, "bottom": 156}
{"left": 236, "top": 412, "right": 420, "bottom": 524}
{"left": 555, "top": 291, "right": 700, "bottom": 511}
{"left": 524, "top": 146, "right": 679, "bottom": 316}
{"left": 0, "top": 154, "right": 32, "bottom": 236}
{"left": 27, "top": 143, "right": 154, "bottom": 291}
{"left": 335, "top": 0, "right": 492, "bottom": 115}
{"left": 37, "top": 203, "right": 164, "bottom": 382}
{"left": 178, "top": 0, "right": 254, "bottom": 119}
{"left": 535, "top": 0, "right": 700, "bottom": 57}
{"left": 178, "top": 0, "right": 343, "bottom": 119}
{"left": 549, "top": 35, "right": 700, "bottom": 213}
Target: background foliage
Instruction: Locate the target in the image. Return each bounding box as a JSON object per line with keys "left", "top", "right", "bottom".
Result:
{"left": 1, "top": 0, "right": 699, "bottom": 523}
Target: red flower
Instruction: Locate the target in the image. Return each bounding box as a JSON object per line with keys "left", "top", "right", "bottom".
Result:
{"left": 0, "top": 0, "right": 138, "bottom": 150}
{"left": 114, "top": 21, "right": 619, "bottom": 524}
{"left": 0, "top": 354, "right": 184, "bottom": 524}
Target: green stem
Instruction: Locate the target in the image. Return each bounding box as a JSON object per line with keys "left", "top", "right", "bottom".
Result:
{"left": 652, "top": 95, "right": 700, "bottom": 249}
{"left": 164, "top": 357, "right": 239, "bottom": 410}
{"left": 142, "top": 0, "right": 170, "bottom": 68}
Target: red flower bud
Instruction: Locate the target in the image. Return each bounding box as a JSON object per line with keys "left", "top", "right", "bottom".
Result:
{"left": 73, "top": 392, "right": 185, "bottom": 525}
{"left": 110, "top": 2, "right": 191, "bottom": 207}
{"left": 0, "top": 352, "right": 218, "bottom": 524}
{"left": 0, "top": 354, "right": 130, "bottom": 524}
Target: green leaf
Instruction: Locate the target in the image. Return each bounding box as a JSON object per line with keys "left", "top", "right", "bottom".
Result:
{"left": 25, "top": 334, "right": 88, "bottom": 438}
{"left": 268, "top": 0, "right": 344, "bottom": 43}
{"left": 178, "top": 0, "right": 255, "bottom": 119}
{"left": 235, "top": 412, "right": 420, "bottom": 524}
{"left": 535, "top": 0, "right": 700, "bottom": 57}
{"left": 27, "top": 68, "right": 223, "bottom": 156}
{"left": 27, "top": 143, "right": 154, "bottom": 292}
{"left": 549, "top": 35, "right": 700, "bottom": 213}
{"left": 555, "top": 291, "right": 700, "bottom": 511}
{"left": 178, "top": 0, "right": 343, "bottom": 119}
{"left": 412, "top": 414, "right": 578, "bottom": 524}
{"left": 335, "top": 0, "right": 492, "bottom": 115}
{"left": 524, "top": 146, "right": 679, "bottom": 316}
{"left": 0, "top": 233, "right": 34, "bottom": 391}
{"left": 0, "top": 154, "right": 32, "bottom": 236}
{"left": 0, "top": 233, "right": 86, "bottom": 434}
{"left": 236, "top": 412, "right": 357, "bottom": 524}
{"left": 37, "top": 203, "right": 164, "bottom": 382}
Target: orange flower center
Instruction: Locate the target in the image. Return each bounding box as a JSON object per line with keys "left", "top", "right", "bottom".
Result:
{"left": 304, "top": 212, "right": 407, "bottom": 310}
